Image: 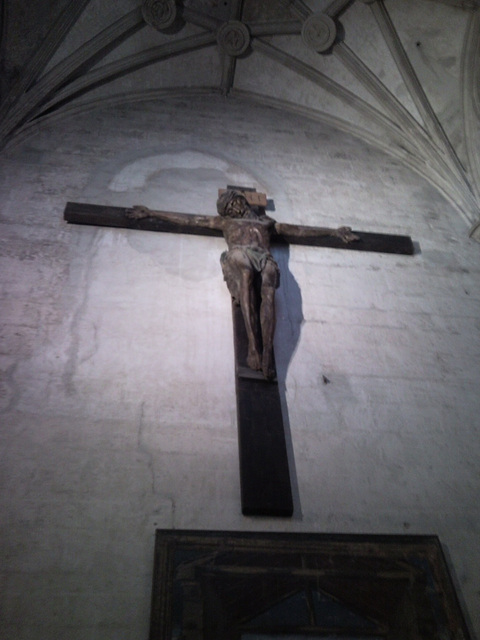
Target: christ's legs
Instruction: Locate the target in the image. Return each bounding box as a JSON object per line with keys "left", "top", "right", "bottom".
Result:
{"left": 260, "top": 286, "right": 276, "bottom": 379}
{"left": 239, "top": 268, "right": 262, "bottom": 372}
{"left": 260, "top": 262, "right": 278, "bottom": 380}
{"left": 221, "top": 249, "right": 262, "bottom": 371}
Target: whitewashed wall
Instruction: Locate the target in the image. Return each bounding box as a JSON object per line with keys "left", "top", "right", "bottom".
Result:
{"left": 0, "top": 95, "right": 479, "bottom": 639}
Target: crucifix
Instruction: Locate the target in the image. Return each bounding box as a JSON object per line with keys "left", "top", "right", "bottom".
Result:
{"left": 64, "top": 188, "right": 413, "bottom": 517}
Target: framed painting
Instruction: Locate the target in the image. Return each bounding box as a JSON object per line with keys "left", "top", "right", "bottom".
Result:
{"left": 149, "top": 530, "right": 471, "bottom": 640}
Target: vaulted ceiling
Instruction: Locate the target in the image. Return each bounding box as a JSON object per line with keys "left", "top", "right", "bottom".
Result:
{"left": 1, "top": 0, "right": 480, "bottom": 238}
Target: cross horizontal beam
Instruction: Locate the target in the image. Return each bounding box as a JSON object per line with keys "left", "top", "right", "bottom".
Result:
{"left": 64, "top": 202, "right": 415, "bottom": 255}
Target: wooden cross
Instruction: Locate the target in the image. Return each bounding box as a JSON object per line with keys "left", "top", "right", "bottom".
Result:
{"left": 64, "top": 191, "right": 413, "bottom": 518}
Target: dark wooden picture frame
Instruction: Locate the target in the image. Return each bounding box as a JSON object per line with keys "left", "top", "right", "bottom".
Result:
{"left": 149, "top": 530, "right": 471, "bottom": 640}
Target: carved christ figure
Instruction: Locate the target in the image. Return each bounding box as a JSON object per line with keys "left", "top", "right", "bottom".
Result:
{"left": 128, "top": 189, "right": 358, "bottom": 380}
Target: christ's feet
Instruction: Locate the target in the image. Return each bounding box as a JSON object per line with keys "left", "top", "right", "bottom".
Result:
{"left": 246, "top": 347, "right": 275, "bottom": 381}
{"left": 247, "top": 348, "right": 262, "bottom": 372}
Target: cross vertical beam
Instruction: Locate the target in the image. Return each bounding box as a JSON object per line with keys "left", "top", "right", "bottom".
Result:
{"left": 232, "top": 302, "right": 293, "bottom": 517}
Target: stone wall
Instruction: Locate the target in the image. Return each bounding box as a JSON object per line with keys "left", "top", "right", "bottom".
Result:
{"left": 1, "top": 95, "right": 479, "bottom": 638}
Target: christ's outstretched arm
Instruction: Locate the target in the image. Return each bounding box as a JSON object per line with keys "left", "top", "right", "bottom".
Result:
{"left": 274, "top": 221, "right": 359, "bottom": 243}
{"left": 127, "top": 205, "right": 224, "bottom": 231}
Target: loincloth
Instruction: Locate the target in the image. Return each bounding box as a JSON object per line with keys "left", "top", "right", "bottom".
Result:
{"left": 220, "top": 246, "right": 280, "bottom": 303}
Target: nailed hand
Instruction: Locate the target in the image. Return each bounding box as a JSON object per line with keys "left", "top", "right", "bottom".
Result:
{"left": 336, "top": 226, "right": 359, "bottom": 243}
{"left": 126, "top": 205, "right": 152, "bottom": 220}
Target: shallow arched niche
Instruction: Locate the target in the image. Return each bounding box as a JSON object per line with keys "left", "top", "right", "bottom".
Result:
{"left": 106, "top": 150, "right": 266, "bottom": 214}
{"left": 80, "top": 145, "right": 287, "bottom": 263}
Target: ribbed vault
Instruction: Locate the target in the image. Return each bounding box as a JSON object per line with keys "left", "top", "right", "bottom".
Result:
{"left": 1, "top": 0, "right": 480, "bottom": 238}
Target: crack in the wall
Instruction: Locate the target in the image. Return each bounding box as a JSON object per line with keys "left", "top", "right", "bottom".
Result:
{"left": 136, "top": 399, "right": 157, "bottom": 498}
{"left": 62, "top": 228, "right": 99, "bottom": 396}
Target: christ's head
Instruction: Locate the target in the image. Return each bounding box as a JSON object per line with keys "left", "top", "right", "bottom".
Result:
{"left": 217, "top": 190, "right": 251, "bottom": 219}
